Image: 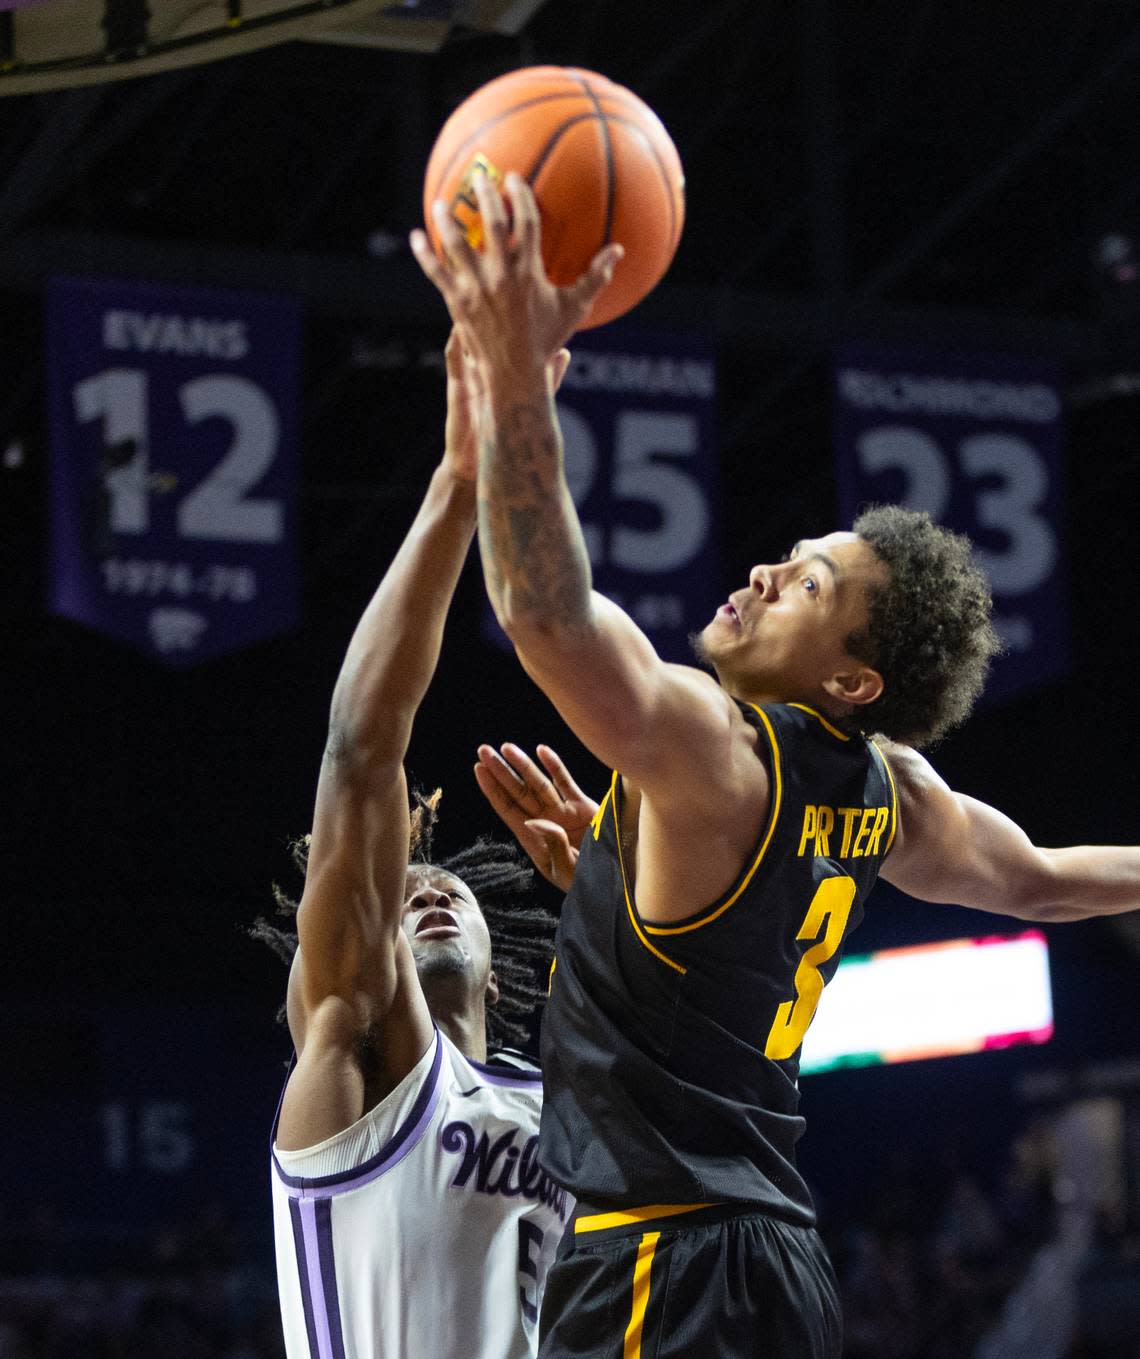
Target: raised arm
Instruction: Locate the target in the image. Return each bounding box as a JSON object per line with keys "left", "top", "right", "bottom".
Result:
{"left": 281, "top": 332, "right": 488, "bottom": 1154}
{"left": 411, "top": 174, "right": 735, "bottom": 790}
{"left": 881, "top": 742, "right": 1140, "bottom": 922}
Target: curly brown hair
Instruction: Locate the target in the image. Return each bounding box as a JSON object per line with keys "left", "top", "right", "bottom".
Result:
{"left": 845, "top": 505, "right": 1001, "bottom": 748}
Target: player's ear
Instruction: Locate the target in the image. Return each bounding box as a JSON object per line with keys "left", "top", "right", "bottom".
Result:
{"left": 823, "top": 663, "right": 883, "bottom": 709}
{"left": 486, "top": 969, "right": 500, "bottom": 1007}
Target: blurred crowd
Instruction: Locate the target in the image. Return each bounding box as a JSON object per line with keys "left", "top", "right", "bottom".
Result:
{"left": 825, "top": 1117, "right": 1059, "bottom": 1359}
{"left": 822, "top": 1111, "right": 1139, "bottom": 1359}
{"left": 0, "top": 1203, "right": 283, "bottom": 1359}
{"left": 1, "top": 1112, "right": 1136, "bottom": 1358}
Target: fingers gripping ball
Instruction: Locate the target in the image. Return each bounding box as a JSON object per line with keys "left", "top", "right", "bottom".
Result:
{"left": 423, "top": 66, "right": 685, "bottom": 330}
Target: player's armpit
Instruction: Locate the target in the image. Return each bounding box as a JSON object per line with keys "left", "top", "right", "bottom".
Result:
{"left": 279, "top": 936, "right": 431, "bottom": 1150}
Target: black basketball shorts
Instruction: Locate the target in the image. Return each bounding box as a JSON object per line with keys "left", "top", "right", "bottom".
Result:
{"left": 538, "top": 1201, "right": 841, "bottom": 1359}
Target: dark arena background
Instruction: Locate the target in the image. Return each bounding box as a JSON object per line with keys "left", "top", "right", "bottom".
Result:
{"left": 4, "top": 2, "right": 1140, "bottom": 1356}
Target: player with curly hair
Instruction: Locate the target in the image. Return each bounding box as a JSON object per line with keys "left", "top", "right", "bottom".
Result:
{"left": 264, "top": 329, "right": 570, "bottom": 1359}
{"left": 412, "top": 173, "right": 1140, "bottom": 1359}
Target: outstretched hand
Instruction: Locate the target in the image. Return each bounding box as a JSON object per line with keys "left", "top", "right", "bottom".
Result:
{"left": 411, "top": 173, "right": 623, "bottom": 377}
{"left": 474, "top": 743, "right": 598, "bottom": 892}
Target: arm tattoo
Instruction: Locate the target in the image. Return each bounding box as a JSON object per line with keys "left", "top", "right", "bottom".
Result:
{"left": 478, "top": 399, "right": 593, "bottom": 630}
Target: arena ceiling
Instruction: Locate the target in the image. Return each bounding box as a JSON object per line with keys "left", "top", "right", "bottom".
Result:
{"left": 0, "top": 0, "right": 1137, "bottom": 361}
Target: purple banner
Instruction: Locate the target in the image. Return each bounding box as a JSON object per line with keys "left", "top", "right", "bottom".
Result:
{"left": 834, "top": 346, "right": 1069, "bottom": 705}
{"left": 47, "top": 276, "right": 301, "bottom": 665}
{"left": 487, "top": 330, "right": 719, "bottom": 662}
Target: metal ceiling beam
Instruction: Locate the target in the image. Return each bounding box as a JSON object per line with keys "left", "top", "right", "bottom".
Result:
{"left": 0, "top": 1, "right": 552, "bottom": 94}
{"left": 0, "top": 2, "right": 391, "bottom": 95}
{"left": 307, "top": 0, "right": 551, "bottom": 49}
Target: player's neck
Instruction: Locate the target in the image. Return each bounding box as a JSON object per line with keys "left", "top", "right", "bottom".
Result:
{"left": 428, "top": 996, "right": 489, "bottom": 1062}
{"left": 435, "top": 1012, "right": 488, "bottom": 1061}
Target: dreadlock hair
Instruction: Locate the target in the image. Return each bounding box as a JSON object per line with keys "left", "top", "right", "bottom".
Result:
{"left": 250, "top": 788, "right": 558, "bottom": 1050}
{"left": 846, "top": 505, "right": 1001, "bottom": 748}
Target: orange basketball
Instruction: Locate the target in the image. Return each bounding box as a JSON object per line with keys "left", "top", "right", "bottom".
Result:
{"left": 423, "top": 66, "right": 685, "bottom": 330}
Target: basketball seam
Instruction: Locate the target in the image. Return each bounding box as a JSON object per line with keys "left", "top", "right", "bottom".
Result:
{"left": 524, "top": 113, "right": 585, "bottom": 186}
{"left": 563, "top": 69, "right": 653, "bottom": 116}
{"left": 427, "top": 90, "right": 602, "bottom": 206}
{"left": 523, "top": 112, "right": 678, "bottom": 256}
{"left": 574, "top": 74, "right": 616, "bottom": 248}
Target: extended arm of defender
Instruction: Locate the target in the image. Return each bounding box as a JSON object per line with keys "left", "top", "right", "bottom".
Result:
{"left": 881, "top": 743, "right": 1140, "bottom": 921}
{"left": 294, "top": 333, "right": 479, "bottom": 1027}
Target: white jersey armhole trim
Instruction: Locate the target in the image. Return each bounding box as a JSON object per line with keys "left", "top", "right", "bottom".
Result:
{"left": 272, "top": 1029, "right": 446, "bottom": 1192}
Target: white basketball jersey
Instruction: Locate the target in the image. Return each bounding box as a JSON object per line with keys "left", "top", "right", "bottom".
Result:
{"left": 270, "top": 1029, "right": 571, "bottom": 1359}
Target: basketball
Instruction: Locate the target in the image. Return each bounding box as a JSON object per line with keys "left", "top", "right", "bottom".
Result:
{"left": 423, "top": 66, "right": 685, "bottom": 330}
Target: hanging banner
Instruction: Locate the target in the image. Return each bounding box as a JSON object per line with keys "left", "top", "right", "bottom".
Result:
{"left": 834, "top": 346, "right": 1069, "bottom": 705}
{"left": 47, "top": 276, "right": 301, "bottom": 666}
{"left": 485, "top": 330, "right": 719, "bottom": 663}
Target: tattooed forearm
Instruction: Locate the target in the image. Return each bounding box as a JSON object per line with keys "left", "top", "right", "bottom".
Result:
{"left": 477, "top": 396, "right": 593, "bottom": 631}
{"left": 492, "top": 404, "right": 560, "bottom": 499}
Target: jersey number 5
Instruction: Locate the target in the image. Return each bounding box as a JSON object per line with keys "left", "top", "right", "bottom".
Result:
{"left": 764, "top": 875, "right": 856, "bottom": 1061}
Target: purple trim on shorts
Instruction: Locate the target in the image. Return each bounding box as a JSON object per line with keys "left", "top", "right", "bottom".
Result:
{"left": 315, "top": 1200, "right": 347, "bottom": 1359}
{"left": 272, "top": 1031, "right": 444, "bottom": 1194}
{"left": 288, "top": 1197, "right": 322, "bottom": 1359}
{"left": 468, "top": 1053, "right": 543, "bottom": 1086}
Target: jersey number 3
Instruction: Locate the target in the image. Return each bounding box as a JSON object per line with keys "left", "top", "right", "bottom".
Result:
{"left": 764, "top": 875, "right": 856, "bottom": 1061}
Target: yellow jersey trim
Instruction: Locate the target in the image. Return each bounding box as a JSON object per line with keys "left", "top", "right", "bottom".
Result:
{"left": 871, "top": 740, "right": 899, "bottom": 855}
{"left": 787, "top": 702, "right": 851, "bottom": 741}
{"left": 623, "top": 1231, "right": 661, "bottom": 1359}
{"left": 575, "top": 1201, "right": 716, "bottom": 1234}
{"left": 591, "top": 782, "right": 613, "bottom": 841}
{"left": 610, "top": 772, "right": 687, "bottom": 974}
{"left": 642, "top": 703, "right": 783, "bottom": 936}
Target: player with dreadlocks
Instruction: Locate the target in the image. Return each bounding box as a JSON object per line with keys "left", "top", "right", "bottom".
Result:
{"left": 261, "top": 330, "right": 569, "bottom": 1359}
{"left": 255, "top": 802, "right": 557, "bottom": 1053}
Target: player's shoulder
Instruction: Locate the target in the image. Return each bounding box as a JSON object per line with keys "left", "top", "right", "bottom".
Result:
{"left": 871, "top": 738, "right": 933, "bottom": 792}
{"left": 865, "top": 739, "right": 946, "bottom": 859}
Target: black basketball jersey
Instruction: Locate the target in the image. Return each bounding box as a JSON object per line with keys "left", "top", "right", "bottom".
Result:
{"left": 539, "top": 701, "right": 897, "bottom": 1224}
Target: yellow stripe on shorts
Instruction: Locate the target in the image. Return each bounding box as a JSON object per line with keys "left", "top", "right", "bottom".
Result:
{"left": 623, "top": 1231, "right": 660, "bottom": 1359}
{"left": 574, "top": 1201, "right": 715, "bottom": 1234}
